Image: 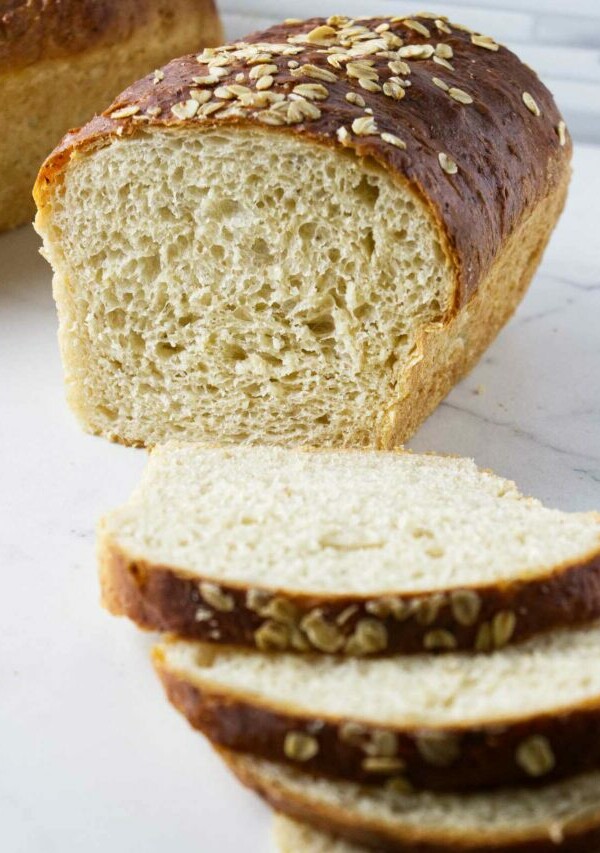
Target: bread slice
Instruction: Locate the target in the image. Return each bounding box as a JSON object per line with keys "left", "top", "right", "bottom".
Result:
{"left": 154, "top": 624, "right": 600, "bottom": 792}
{"left": 274, "top": 814, "right": 364, "bottom": 853}
{"left": 99, "top": 443, "right": 600, "bottom": 655}
{"left": 226, "top": 751, "right": 600, "bottom": 852}
{"left": 34, "top": 15, "right": 570, "bottom": 448}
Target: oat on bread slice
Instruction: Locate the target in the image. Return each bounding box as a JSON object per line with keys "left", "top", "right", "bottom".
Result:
{"left": 154, "top": 623, "right": 600, "bottom": 792}
{"left": 99, "top": 443, "right": 600, "bottom": 655}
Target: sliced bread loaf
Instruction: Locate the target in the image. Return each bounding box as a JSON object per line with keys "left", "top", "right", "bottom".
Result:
{"left": 226, "top": 751, "right": 600, "bottom": 852}
{"left": 34, "top": 15, "right": 570, "bottom": 448}
{"left": 154, "top": 625, "right": 600, "bottom": 792}
{"left": 99, "top": 444, "right": 600, "bottom": 655}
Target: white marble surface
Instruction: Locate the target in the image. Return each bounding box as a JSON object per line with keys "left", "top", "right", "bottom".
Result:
{"left": 0, "top": 143, "right": 599, "bottom": 853}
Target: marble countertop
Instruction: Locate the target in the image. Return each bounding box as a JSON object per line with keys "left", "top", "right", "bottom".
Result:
{"left": 1, "top": 144, "right": 599, "bottom": 853}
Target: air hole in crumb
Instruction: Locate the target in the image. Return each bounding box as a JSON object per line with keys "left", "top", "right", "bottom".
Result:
{"left": 129, "top": 332, "right": 145, "bottom": 354}
{"left": 354, "top": 304, "right": 372, "bottom": 321}
{"left": 223, "top": 344, "right": 248, "bottom": 362}
{"left": 210, "top": 244, "right": 225, "bottom": 261}
{"left": 156, "top": 342, "right": 184, "bottom": 358}
{"left": 356, "top": 176, "right": 380, "bottom": 206}
{"left": 251, "top": 238, "right": 272, "bottom": 258}
{"left": 299, "top": 222, "right": 317, "bottom": 241}
{"left": 107, "top": 308, "right": 126, "bottom": 329}
{"left": 97, "top": 405, "right": 118, "bottom": 421}
{"left": 307, "top": 316, "right": 335, "bottom": 337}
{"left": 178, "top": 314, "right": 198, "bottom": 327}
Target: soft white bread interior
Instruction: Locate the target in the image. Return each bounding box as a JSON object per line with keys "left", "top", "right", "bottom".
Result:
{"left": 158, "top": 622, "right": 600, "bottom": 729}
{"left": 274, "top": 814, "right": 363, "bottom": 853}
{"left": 101, "top": 444, "right": 600, "bottom": 595}
{"left": 227, "top": 752, "right": 600, "bottom": 850}
{"left": 38, "top": 129, "right": 453, "bottom": 447}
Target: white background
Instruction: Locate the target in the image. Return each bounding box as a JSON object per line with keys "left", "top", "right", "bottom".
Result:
{"left": 1, "top": 4, "right": 600, "bottom": 852}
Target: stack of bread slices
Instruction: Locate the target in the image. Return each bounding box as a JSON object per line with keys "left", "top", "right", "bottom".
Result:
{"left": 99, "top": 443, "right": 600, "bottom": 852}
{"left": 32, "top": 5, "right": 597, "bottom": 848}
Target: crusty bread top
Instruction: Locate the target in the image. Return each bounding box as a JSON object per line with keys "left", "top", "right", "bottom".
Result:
{"left": 0, "top": 0, "right": 220, "bottom": 73}
{"left": 35, "top": 13, "right": 570, "bottom": 304}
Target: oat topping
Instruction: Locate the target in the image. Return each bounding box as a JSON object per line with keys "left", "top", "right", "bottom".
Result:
{"left": 471, "top": 33, "right": 499, "bottom": 51}
{"left": 432, "top": 76, "right": 449, "bottom": 92}
{"left": 284, "top": 731, "right": 320, "bottom": 761}
{"left": 111, "top": 15, "right": 562, "bottom": 197}
{"left": 111, "top": 105, "right": 140, "bottom": 119}
{"left": 433, "top": 55, "right": 454, "bottom": 70}
{"left": 523, "top": 91, "right": 541, "bottom": 116}
{"left": 449, "top": 86, "right": 474, "bottom": 105}
{"left": 346, "top": 91, "right": 366, "bottom": 107}
{"left": 438, "top": 152, "right": 458, "bottom": 175}
{"left": 558, "top": 120, "right": 567, "bottom": 146}
{"left": 199, "top": 581, "right": 234, "bottom": 612}
{"left": 423, "top": 629, "right": 457, "bottom": 650}
{"left": 517, "top": 736, "right": 555, "bottom": 777}
{"left": 362, "top": 756, "right": 406, "bottom": 774}
{"left": 404, "top": 19, "right": 431, "bottom": 38}
{"left": 337, "top": 126, "right": 351, "bottom": 145}
{"left": 352, "top": 115, "right": 378, "bottom": 136}
{"left": 171, "top": 99, "right": 200, "bottom": 119}
{"left": 293, "top": 83, "right": 329, "bottom": 101}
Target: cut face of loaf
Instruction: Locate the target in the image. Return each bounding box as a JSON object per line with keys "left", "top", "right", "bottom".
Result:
{"left": 98, "top": 444, "right": 600, "bottom": 655}
{"left": 34, "top": 14, "right": 571, "bottom": 448}
{"left": 225, "top": 752, "right": 600, "bottom": 852}
{"left": 155, "top": 624, "right": 600, "bottom": 792}
{"left": 40, "top": 129, "right": 452, "bottom": 446}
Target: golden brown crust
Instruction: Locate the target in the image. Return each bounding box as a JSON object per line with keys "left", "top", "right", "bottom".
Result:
{"left": 0, "top": 0, "right": 222, "bottom": 73}
{"left": 223, "top": 750, "right": 600, "bottom": 852}
{"left": 381, "top": 166, "right": 570, "bottom": 448}
{"left": 155, "top": 647, "right": 600, "bottom": 793}
{"left": 34, "top": 14, "right": 571, "bottom": 305}
{"left": 99, "top": 532, "right": 600, "bottom": 657}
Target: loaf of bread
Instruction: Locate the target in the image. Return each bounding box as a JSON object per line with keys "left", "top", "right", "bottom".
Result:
{"left": 225, "top": 752, "right": 600, "bottom": 852}
{"left": 1, "top": 0, "right": 223, "bottom": 231}
{"left": 35, "top": 13, "right": 570, "bottom": 448}
{"left": 155, "top": 624, "right": 600, "bottom": 792}
{"left": 99, "top": 444, "right": 600, "bottom": 656}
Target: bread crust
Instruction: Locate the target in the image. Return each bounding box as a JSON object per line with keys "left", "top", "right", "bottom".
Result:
{"left": 99, "top": 532, "right": 600, "bottom": 657}
{"left": 0, "top": 0, "right": 222, "bottom": 73}
{"left": 223, "top": 750, "right": 600, "bottom": 852}
{"left": 34, "top": 15, "right": 571, "bottom": 305}
{"left": 154, "top": 641, "right": 600, "bottom": 793}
